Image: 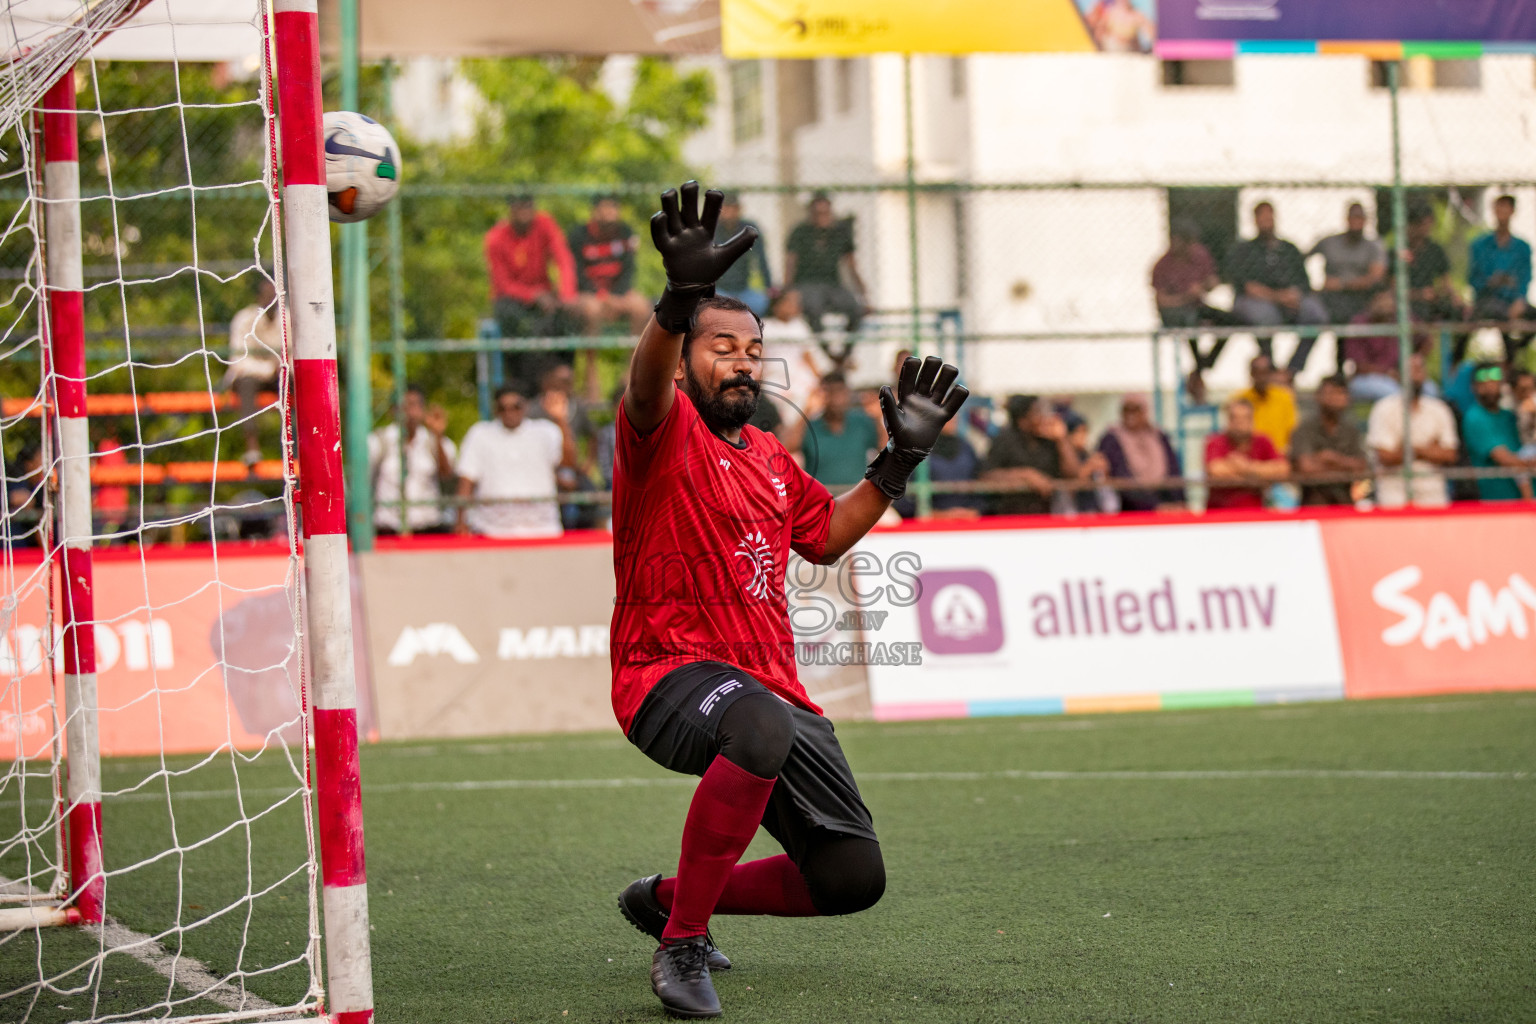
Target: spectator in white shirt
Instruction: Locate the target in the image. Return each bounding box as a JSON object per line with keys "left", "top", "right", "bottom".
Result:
{"left": 368, "top": 386, "right": 457, "bottom": 535}
{"left": 1367, "top": 353, "right": 1460, "bottom": 509}
{"left": 455, "top": 384, "right": 575, "bottom": 538}
{"left": 760, "top": 289, "right": 828, "bottom": 412}
{"left": 225, "top": 276, "right": 284, "bottom": 464}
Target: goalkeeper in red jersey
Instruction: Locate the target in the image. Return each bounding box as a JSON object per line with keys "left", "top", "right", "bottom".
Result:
{"left": 610, "top": 181, "right": 968, "bottom": 1018}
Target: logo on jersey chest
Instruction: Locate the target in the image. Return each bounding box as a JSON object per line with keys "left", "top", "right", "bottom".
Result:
{"left": 734, "top": 530, "right": 775, "bottom": 599}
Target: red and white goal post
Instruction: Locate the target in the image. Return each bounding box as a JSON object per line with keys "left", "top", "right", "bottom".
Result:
{"left": 1, "top": 3, "right": 372, "bottom": 1022}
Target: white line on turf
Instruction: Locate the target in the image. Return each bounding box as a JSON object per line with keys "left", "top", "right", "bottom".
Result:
{"left": 96, "top": 921, "right": 283, "bottom": 1015}
{"left": 862, "top": 768, "right": 1531, "bottom": 781}
{"left": 0, "top": 875, "right": 281, "bottom": 1016}
{"left": 36, "top": 767, "right": 1521, "bottom": 806}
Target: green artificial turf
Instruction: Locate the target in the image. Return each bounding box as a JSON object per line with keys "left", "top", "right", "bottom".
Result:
{"left": 4, "top": 693, "right": 1534, "bottom": 1022}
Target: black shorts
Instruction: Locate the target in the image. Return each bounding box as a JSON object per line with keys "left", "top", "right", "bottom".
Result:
{"left": 626, "top": 661, "right": 877, "bottom": 866}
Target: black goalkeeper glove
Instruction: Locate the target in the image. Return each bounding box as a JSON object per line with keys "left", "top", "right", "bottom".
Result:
{"left": 650, "top": 181, "right": 759, "bottom": 334}
{"left": 864, "top": 355, "right": 970, "bottom": 500}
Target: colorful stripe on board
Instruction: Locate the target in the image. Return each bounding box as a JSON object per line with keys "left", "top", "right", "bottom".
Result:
{"left": 874, "top": 685, "right": 1346, "bottom": 722}
{"left": 1155, "top": 39, "right": 1536, "bottom": 60}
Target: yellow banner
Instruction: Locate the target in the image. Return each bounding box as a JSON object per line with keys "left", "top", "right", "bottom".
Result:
{"left": 722, "top": 0, "right": 1097, "bottom": 57}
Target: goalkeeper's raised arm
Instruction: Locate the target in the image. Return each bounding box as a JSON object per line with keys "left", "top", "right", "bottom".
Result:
{"left": 623, "top": 180, "right": 758, "bottom": 435}
{"left": 622, "top": 181, "right": 969, "bottom": 563}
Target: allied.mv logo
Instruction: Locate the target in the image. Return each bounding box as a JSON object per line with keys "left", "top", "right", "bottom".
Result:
{"left": 916, "top": 570, "right": 1006, "bottom": 655}
{"left": 734, "top": 530, "right": 775, "bottom": 599}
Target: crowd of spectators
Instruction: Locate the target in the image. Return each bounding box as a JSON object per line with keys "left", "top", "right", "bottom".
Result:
{"left": 1154, "top": 197, "right": 1534, "bottom": 402}
{"left": 1198, "top": 353, "right": 1536, "bottom": 510}
{"left": 367, "top": 368, "right": 589, "bottom": 540}
{"left": 17, "top": 191, "right": 1533, "bottom": 548}
{"left": 373, "top": 344, "right": 1536, "bottom": 537}
{"left": 397, "top": 188, "right": 1524, "bottom": 532}
{"left": 482, "top": 190, "right": 868, "bottom": 395}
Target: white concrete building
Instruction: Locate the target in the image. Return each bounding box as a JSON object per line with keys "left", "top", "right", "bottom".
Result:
{"left": 680, "top": 53, "right": 1536, "bottom": 398}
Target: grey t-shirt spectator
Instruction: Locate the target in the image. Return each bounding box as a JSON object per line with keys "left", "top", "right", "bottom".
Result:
{"left": 980, "top": 426, "right": 1062, "bottom": 516}
{"left": 1311, "top": 233, "right": 1385, "bottom": 285}
{"left": 1290, "top": 415, "right": 1366, "bottom": 507}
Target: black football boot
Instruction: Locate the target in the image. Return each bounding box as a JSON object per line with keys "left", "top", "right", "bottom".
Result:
{"left": 618, "top": 874, "right": 732, "bottom": 970}
{"left": 650, "top": 935, "right": 721, "bottom": 1019}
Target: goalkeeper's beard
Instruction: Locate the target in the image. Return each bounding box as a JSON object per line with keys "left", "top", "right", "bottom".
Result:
{"left": 684, "top": 363, "right": 761, "bottom": 432}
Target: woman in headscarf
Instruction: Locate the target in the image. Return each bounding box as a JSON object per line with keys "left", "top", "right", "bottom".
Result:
{"left": 1097, "top": 394, "right": 1185, "bottom": 513}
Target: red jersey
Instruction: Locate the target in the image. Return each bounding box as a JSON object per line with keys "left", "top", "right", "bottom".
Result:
{"left": 610, "top": 387, "right": 836, "bottom": 732}
{"left": 484, "top": 213, "right": 577, "bottom": 304}
{"left": 1203, "top": 432, "right": 1281, "bottom": 509}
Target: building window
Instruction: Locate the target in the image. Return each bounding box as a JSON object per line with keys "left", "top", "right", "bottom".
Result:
{"left": 834, "top": 58, "right": 855, "bottom": 114}
{"left": 950, "top": 57, "right": 967, "bottom": 99}
{"left": 730, "top": 61, "right": 764, "bottom": 144}
{"left": 1161, "top": 60, "right": 1235, "bottom": 87}
{"left": 1435, "top": 60, "right": 1483, "bottom": 89}
{"left": 1371, "top": 57, "right": 1482, "bottom": 90}
{"left": 1167, "top": 187, "right": 1240, "bottom": 271}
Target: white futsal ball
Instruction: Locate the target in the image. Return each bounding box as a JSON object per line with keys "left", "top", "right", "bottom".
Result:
{"left": 323, "top": 111, "right": 401, "bottom": 223}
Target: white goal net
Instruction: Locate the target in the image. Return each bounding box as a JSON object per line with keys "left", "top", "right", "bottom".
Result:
{"left": 0, "top": 2, "right": 340, "bottom": 1021}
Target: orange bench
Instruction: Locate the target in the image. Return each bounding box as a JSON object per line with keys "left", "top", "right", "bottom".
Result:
{"left": 8, "top": 391, "right": 290, "bottom": 487}
{"left": 2, "top": 391, "right": 279, "bottom": 418}
{"left": 90, "top": 460, "right": 286, "bottom": 486}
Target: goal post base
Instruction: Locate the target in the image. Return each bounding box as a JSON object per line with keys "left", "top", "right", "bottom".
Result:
{"left": 0, "top": 904, "right": 81, "bottom": 930}
{"left": 107, "top": 1014, "right": 326, "bottom": 1024}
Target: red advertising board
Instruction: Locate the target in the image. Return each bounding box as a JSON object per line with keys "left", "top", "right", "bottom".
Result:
{"left": 1319, "top": 508, "right": 1536, "bottom": 699}
{"left": 14, "top": 508, "right": 1533, "bottom": 759}
{"left": 2, "top": 545, "right": 374, "bottom": 759}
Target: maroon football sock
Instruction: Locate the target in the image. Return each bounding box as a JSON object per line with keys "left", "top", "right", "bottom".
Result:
{"left": 716, "top": 854, "right": 821, "bottom": 916}
{"left": 656, "top": 854, "right": 820, "bottom": 917}
{"left": 660, "top": 755, "right": 777, "bottom": 941}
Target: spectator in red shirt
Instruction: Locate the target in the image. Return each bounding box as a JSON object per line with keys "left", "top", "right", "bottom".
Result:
{"left": 569, "top": 195, "right": 653, "bottom": 338}
{"left": 486, "top": 194, "right": 579, "bottom": 389}
{"left": 1152, "top": 219, "right": 1236, "bottom": 402}
{"left": 486, "top": 194, "right": 577, "bottom": 335}
{"left": 1204, "top": 396, "right": 1288, "bottom": 509}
